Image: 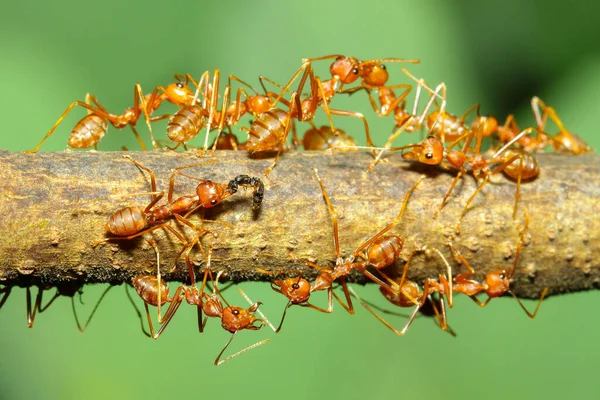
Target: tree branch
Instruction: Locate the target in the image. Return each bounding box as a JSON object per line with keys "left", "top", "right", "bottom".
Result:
{"left": 0, "top": 150, "right": 598, "bottom": 299}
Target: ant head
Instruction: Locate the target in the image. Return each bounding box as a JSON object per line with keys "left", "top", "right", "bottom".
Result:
{"left": 472, "top": 116, "right": 498, "bottom": 138}
{"left": 401, "top": 137, "right": 444, "bottom": 165}
{"left": 280, "top": 277, "right": 311, "bottom": 303}
{"left": 330, "top": 56, "right": 361, "bottom": 84}
{"left": 196, "top": 181, "right": 229, "bottom": 208}
{"left": 221, "top": 305, "right": 259, "bottom": 332}
{"left": 380, "top": 280, "right": 420, "bottom": 308}
{"left": 485, "top": 269, "right": 511, "bottom": 298}
{"left": 164, "top": 81, "right": 195, "bottom": 104}
{"left": 361, "top": 62, "right": 389, "bottom": 87}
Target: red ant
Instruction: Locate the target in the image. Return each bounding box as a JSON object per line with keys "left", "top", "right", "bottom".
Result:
{"left": 531, "top": 96, "right": 592, "bottom": 154}
{"left": 255, "top": 268, "right": 333, "bottom": 333}
{"left": 282, "top": 169, "right": 425, "bottom": 318}
{"left": 446, "top": 213, "right": 548, "bottom": 316}
{"left": 0, "top": 282, "right": 111, "bottom": 331}
{"left": 493, "top": 114, "right": 551, "bottom": 152}
{"left": 271, "top": 55, "right": 420, "bottom": 149}
{"left": 346, "top": 67, "right": 446, "bottom": 170}
{"left": 397, "top": 125, "right": 539, "bottom": 232}
{"left": 92, "top": 156, "right": 263, "bottom": 255}
{"left": 27, "top": 77, "right": 198, "bottom": 152}
{"left": 349, "top": 247, "right": 456, "bottom": 336}
{"left": 167, "top": 70, "right": 283, "bottom": 154}
{"left": 131, "top": 243, "right": 270, "bottom": 365}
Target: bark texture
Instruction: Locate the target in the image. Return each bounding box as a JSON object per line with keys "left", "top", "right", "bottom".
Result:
{"left": 0, "top": 150, "right": 598, "bottom": 299}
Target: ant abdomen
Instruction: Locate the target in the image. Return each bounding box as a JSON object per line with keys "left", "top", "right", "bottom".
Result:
{"left": 246, "top": 108, "right": 290, "bottom": 152}
{"left": 502, "top": 149, "right": 540, "bottom": 181}
{"left": 302, "top": 126, "right": 358, "bottom": 151}
{"left": 68, "top": 114, "right": 108, "bottom": 148}
{"left": 132, "top": 275, "right": 170, "bottom": 307}
{"left": 105, "top": 206, "right": 146, "bottom": 236}
{"left": 167, "top": 104, "right": 206, "bottom": 143}
{"left": 367, "top": 235, "right": 404, "bottom": 269}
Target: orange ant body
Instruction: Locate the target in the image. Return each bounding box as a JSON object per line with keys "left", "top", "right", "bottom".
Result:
{"left": 350, "top": 248, "right": 455, "bottom": 336}
{"left": 357, "top": 215, "right": 546, "bottom": 336}
{"left": 28, "top": 78, "right": 198, "bottom": 152}
{"left": 398, "top": 127, "right": 539, "bottom": 231}
{"left": 285, "top": 169, "right": 425, "bottom": 317}
{"left": 273, "top": 55, "right": 419, "bottom": 149}
{"left": 531, "top": 96, "right": 592, "bottom": 154}
{"left": 255, "top": 268, "right": 333, "bottom": 332}
{"left": 132, "top": 244, "right": 269, "bottom": 365}
{"left": 300, "top": 126, "right": 358, "bottom": 151}
{"left": 445, "top": 215, "right": 548, "bottom": 316}
{"left": 167, "top": 71, "right": 281, "bottom": 154}
{"left": 93, "top": 156, "right": 264, "bottom": 250}
{"left": 349, "top": 68, "right": 447, "bottom": 170}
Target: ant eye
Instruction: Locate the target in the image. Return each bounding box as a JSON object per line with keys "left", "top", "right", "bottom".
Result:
{"left": 211, "top": 199, "right": 218, "bottom": 205}
{"left": 382, "top": 64, "right": 387, "bottom": 70}
{"left": 425, "top": 153, "right": 433, "bottom": 159}
{"left": 352, "top": 68, "right": 359, "bottom": 75}
{"left": 176, "top": 82, "right": 184, "bottom": 88}
{"left": 292, "top": 283, "right": 300, "bottom": 289}
{"left": 232, "top": 309, "right": 239, "bottom": 316}
{"left": 499, "top": 273, "right": 505, "bottom": 279}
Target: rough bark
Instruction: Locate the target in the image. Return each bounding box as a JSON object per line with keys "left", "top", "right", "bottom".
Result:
{"left": 0, "top": 150, "right": 598, "bottom": 299}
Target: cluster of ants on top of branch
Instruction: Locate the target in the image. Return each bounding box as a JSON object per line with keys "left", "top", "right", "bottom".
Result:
{"left": 6, "top": 54, "right": 592, "bottom": 365}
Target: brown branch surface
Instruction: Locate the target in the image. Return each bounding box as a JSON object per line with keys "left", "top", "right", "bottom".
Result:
{"left": 0, "top": 150, "right": 598, "bottom": 299}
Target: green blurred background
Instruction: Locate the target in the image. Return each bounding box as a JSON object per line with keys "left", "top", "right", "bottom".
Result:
{"left": 1, "top": 0, "right": 599, "bottom": 399}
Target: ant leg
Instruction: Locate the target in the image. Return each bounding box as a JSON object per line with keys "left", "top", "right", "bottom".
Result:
{"left": 271, "top": 61, "right": 311, "bottom": 107}
{"left": 123, "top": 155, "right": 158, "bottom": 199}
{"left": 508, "top": 288, "right": 548, "bottom": 318}
{"left": 209, "top": 85, "right": 230, "bottom": 156}
{"left": 312, "top": 168, "right": 342, "bottom": 260}
{"left": 124, "top": 284, "right": 151, "bottom": 337}
{"left": 202, "top": 69, "right": 221, "bottom": 154}
{"left": 427, "top": 295, "right": 456, "bottom": 336}
{"left": 455, "top": 174, "right": 491, "bottom": 234}
{"left": 214, "top": 331, "right": 270, "bottom": 366}
{"left": 73, "top": 285, "right": 112, "bottom": 333}
{"left": 26, "top": 287, "right": 44, "bottom": 328}
{"left": 259, "top": 75, "right": 287, "bottom": 96}
{"left": 429, "top": 248, "right": 454, "bottom": 308}
{"left": 434, "top": 169, "right": 465, "bottom": 218}
{"left": 353, "top": 175, "right": 425, "bottom": 255}
{"left": 469, "top": 294, "right": 493, "bottom": 307}
{"left": 0, "top": 286, "right": 11, "bottom": 309}
{"left": 348, "top": 286, "right": 420, "bottom": 336}
{"left": 530, "top": 96, "right": 548, "bottom": 129}
{"left": 327, "top": 109, "right": 374, "bottom": 150}
{"left": 274, "top": 301, "right": 293, "bottom": 333}
{"left": 142, "top": 286, "right": 185, "bottom": 340}
{"left": 238, "top": 287, "right": 276, "bottom": 332}
{"left": 133, "top": 83, "right": 157, "bottom": 150}
{"left": 448, "top": 243, "right": 476, "bottom": 274}
{"left": 330, "top": 279, "right": 354, "bottom": 314}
